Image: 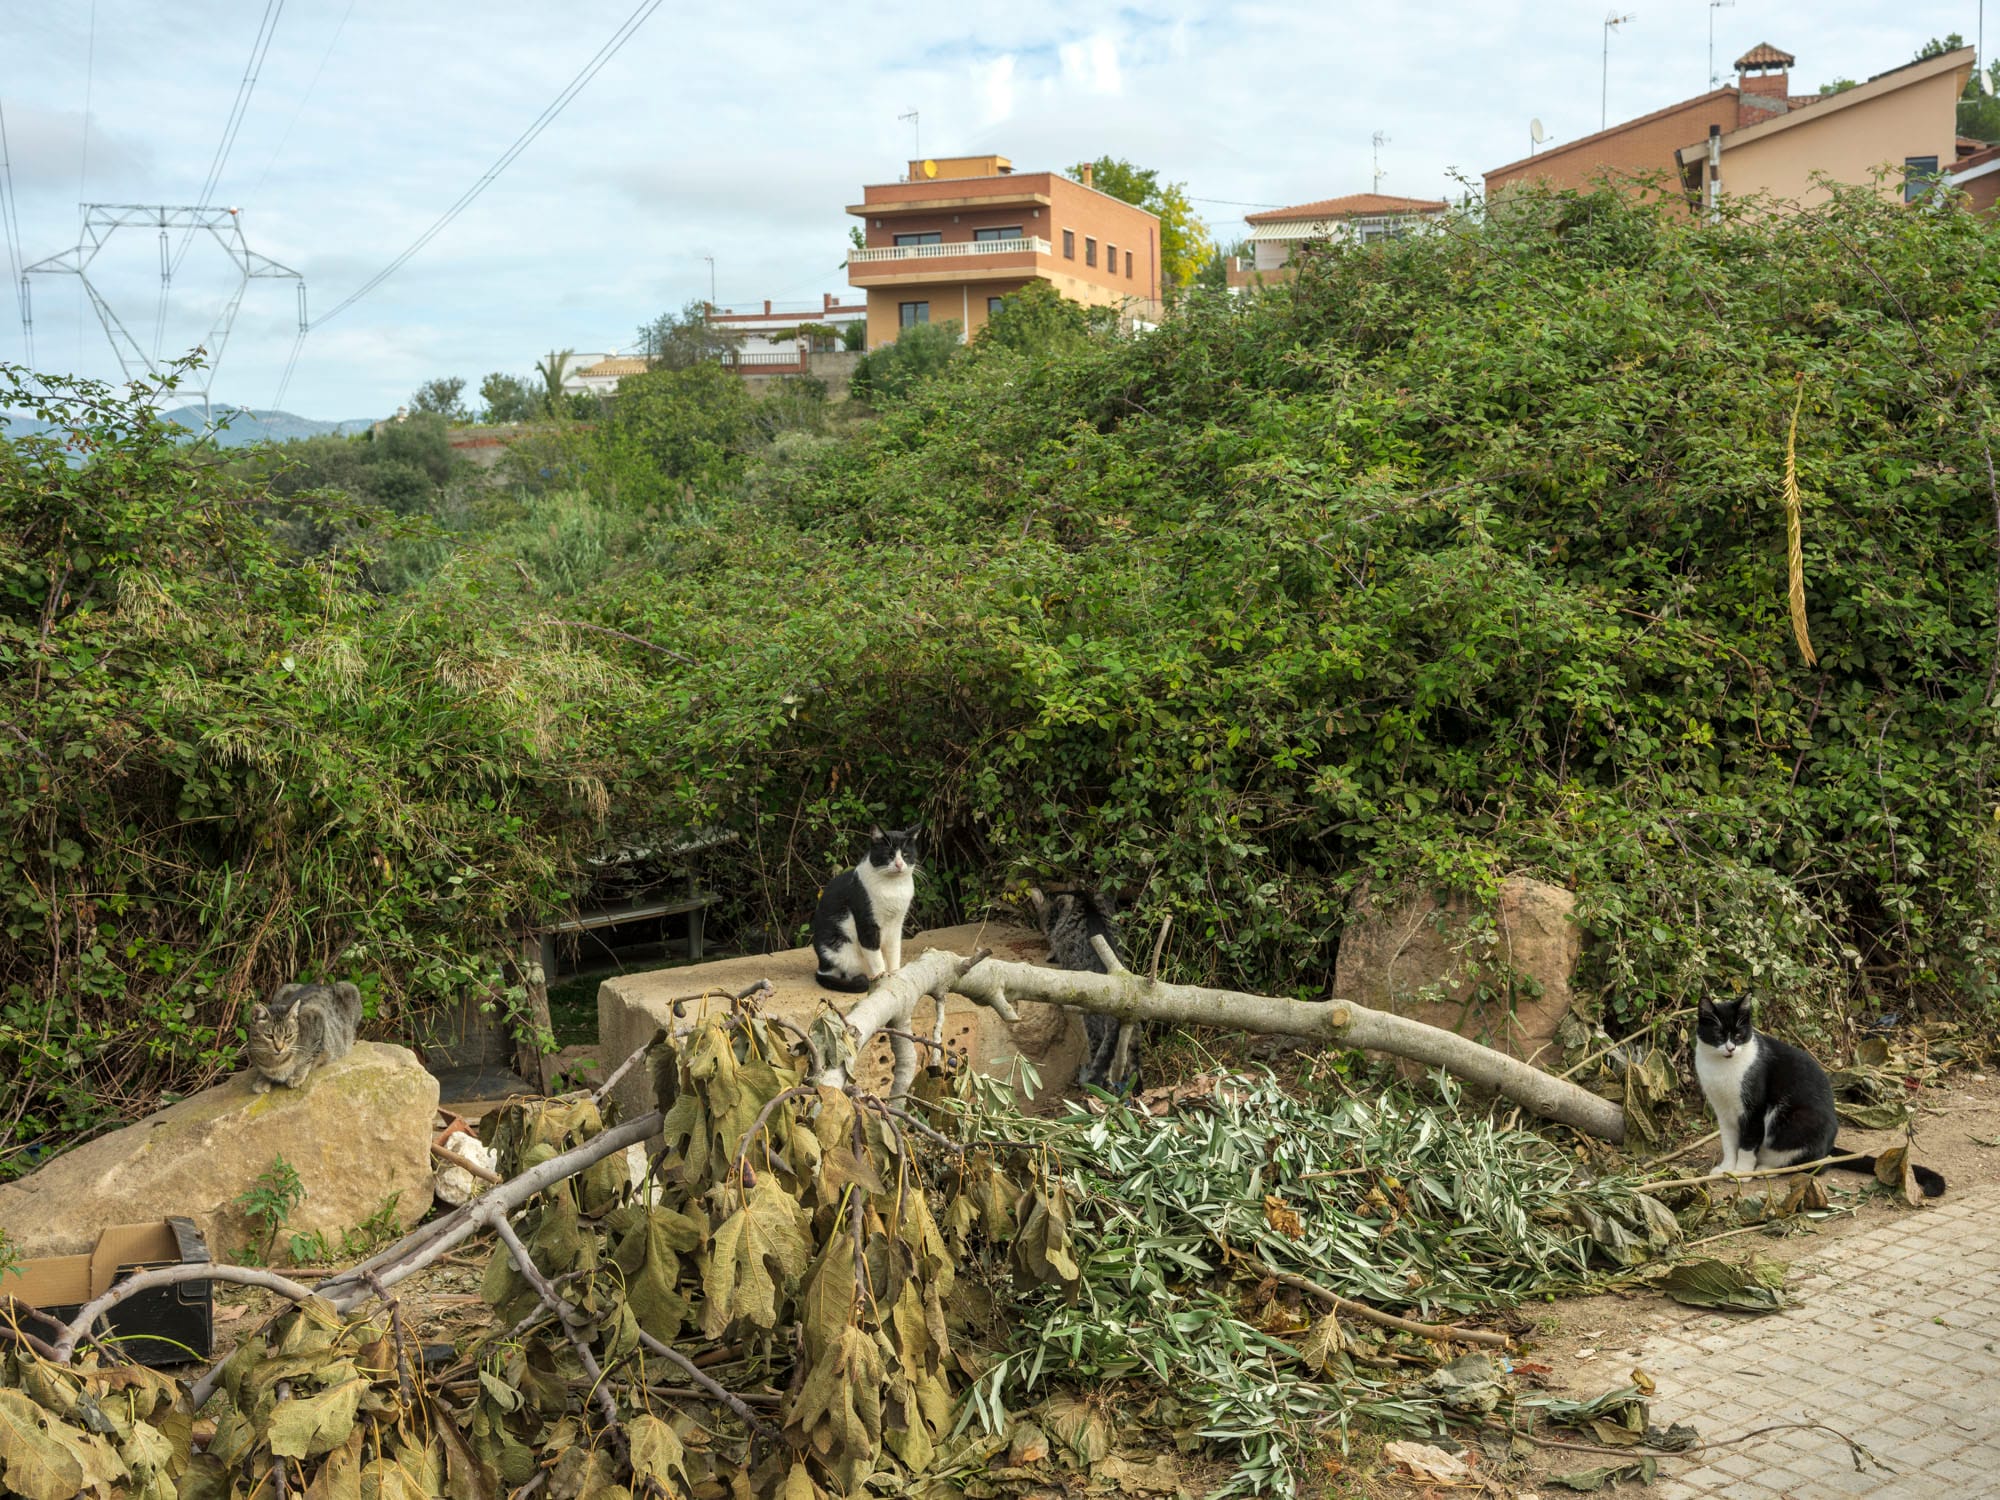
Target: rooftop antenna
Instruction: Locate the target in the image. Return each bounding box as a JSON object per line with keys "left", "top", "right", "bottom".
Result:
{"left": 703, "top": 253, "right": 715, "bottom": 309}
{"left": 1602, "top": 11, "right": 1636, "bottom": 131}
{"left": 1708, "top": 0, "right": 1735, "bottom": 88}
{"left": 898, "top": 108, "right": 920, "bottom": 161}
{"left": 1371, "top": 130, "right": 1390, "bottom": 193}
{"left": 1530, "top": 117, "right": 1549, "bottom": 155}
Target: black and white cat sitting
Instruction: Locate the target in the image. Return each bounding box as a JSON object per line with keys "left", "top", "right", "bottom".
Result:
{"left": 1695, "top": 997, "right": 1945, "bottom": 1197}
{"left": 811, "top": 827, "right": 919, "bottom": 993}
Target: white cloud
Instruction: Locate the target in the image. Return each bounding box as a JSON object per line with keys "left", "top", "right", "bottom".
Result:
{"left": 977, "top": 54, "right": 1018, "bottom": 125}
{"left": 1059, "top": 32, "right": 1123, "bottom": 96}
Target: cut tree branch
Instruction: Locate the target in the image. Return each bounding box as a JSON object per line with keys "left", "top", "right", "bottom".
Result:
{"left": 943, "top": 954, "right": 1627, "bottom": 1143}
{"left": 817, "top": 947, "right": 1004, "bottom": 1097}
{"left": 53, "top": 1265, "right": 319, "bottom": 1362}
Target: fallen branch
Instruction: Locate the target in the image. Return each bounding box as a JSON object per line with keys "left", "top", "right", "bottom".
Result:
{"left": 1644, "top": 1150, "right": 1872, "bottom": 1194}
{"left": 490, "top": 1216, "right": 626, "bottom": 1457}
{"left": 431, "top": 1141, "right": 505, "bottom": 1185}
{"left": 1247, "top": 1257, "right": 1511, "bottom": 1349}
{"left": 820, "top": 947, "right": 1004, "bottom": 1098}
{"left": 948, "top": 953, "right": 1627, "bottom": 1143}
{"left": 52, "top": 1265, "right": 319, "bottom": 1362}
{"left": 635, "top": 1328, "right": 780, "bottom": 1440}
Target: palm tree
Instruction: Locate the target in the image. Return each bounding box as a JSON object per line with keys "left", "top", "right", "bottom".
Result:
{"left": 534, "top": 349, "right": 576, "bottom": 417}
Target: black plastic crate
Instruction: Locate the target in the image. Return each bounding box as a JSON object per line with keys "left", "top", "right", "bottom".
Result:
{"left": 8, "top": 1217, "right": 214, "bottom": 1366}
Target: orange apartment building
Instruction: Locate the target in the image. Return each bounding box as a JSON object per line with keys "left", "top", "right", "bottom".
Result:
{"left": 846, "top": 155, "right": 1160, "bottom": 349}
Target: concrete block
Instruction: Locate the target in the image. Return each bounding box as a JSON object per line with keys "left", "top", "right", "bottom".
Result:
{"left": 597, "top": 922, "right": 1078, "bottom": 1122}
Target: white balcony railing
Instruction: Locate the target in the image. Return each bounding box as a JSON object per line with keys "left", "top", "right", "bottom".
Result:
{"left": 848, "top": 235, "right": 1051, "bottom": 264}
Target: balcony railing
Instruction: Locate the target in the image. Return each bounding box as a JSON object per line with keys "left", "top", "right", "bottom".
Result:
{"left": 848, "top": 235, "right": 1051, "bottom": 264}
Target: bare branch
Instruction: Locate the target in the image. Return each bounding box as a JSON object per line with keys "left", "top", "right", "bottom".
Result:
{"left": 949, "top": 955, "right": 1626, "bottom": 1143}
{"left": 491, "top": 1215, "right": 626, "bottom": 1456}
{"left": 54, "top": 1265, "right": 318, "bottom": 1362}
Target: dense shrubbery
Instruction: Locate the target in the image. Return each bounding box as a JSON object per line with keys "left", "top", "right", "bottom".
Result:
{"left": 7, "top": 183, "right": 2000, "bottom": 1165}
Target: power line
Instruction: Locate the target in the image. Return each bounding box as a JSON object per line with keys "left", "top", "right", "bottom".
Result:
{"left": 76, "top": 0, "right": 96, "bottom": 369}
{"left": 0, "top": 97, "right": 29, "bottom": 363}
{"left": 276, "top": 0, "right": 665, "bottom": 408}
{"left": 160, "top": 0, "right": 286, "bottom": 361}
{"left": 244, "top": 0, "right": 355, "bottom": 202}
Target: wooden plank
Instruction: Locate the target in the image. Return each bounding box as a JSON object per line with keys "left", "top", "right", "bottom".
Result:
{"left": 547, "top": 893, "right": 715, "bottom": 935}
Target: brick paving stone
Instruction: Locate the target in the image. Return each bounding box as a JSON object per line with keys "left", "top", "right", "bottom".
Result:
{"left": 1635, "top": 1184, "right": 2000, "bottom": 1500}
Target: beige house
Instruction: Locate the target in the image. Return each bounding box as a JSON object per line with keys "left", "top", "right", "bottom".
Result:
{"left": 1225, "top": 193, "right": 1450, "bottom": 292}
{"left": 1676, "top": 46, "right": 1975, "bottom": 208}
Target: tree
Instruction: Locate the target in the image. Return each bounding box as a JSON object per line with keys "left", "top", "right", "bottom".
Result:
{"left": 976, "top": 281, "right": 1108, "bottom": 355}
{"left": 409, "top": 376, "right": 468, "bottom": 423}
{"left": 1818, "top": 78, "right": 1858, "bottom": 96}
{"left": 534, "top": 351, "right": 577, "bottom": 418}
{"left": 848, "top": 320, "right": 961, "bottom": 403}
{"left": 1067, "top": 156, "right": 1215, "bottom": 298}
{"left": 607, "top": 361, "right": 758, "bottom": 483}
{"left": 635, "top": 299, "right": 743, "bottom": 371}
{"left": 478, "top": 372, "right": 539, "bottom": 425}
{"left": 842, "top": 319, "right": 867, "bottom": 352}
{"left": 1917, "top": 33, "right": 1966, "bottom": 59}
{"left": 1193, "top": 238, "right": 1253, "bottom": 294}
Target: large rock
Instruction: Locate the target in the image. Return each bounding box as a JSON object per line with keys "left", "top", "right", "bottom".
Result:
{"left": 0, "top": 1042, "right": 438, "bottom": 1262}
{"left": 598, "top": 922, "right": 1081, "bottom": 1122}
{"left": 1333, "top": 878, "right": 1580, "bottom": 1069}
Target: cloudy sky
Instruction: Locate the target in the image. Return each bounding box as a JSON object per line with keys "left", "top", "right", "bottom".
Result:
{"left": 0, "top": 1, "right": 1982, "bottom": 418}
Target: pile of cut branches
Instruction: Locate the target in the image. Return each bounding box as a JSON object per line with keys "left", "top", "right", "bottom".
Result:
{"left": 2, "top": 998, "right": 1686, "bottom": 1500}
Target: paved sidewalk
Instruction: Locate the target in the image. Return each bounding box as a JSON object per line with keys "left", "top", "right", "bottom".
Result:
{"left": 1628, "top": 1185, "right": 2000, "bottom": 1499}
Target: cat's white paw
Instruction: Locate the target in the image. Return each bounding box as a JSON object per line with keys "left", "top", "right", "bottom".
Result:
{"left": 249, "top": 1075, "right": 272, "bottom": 1094}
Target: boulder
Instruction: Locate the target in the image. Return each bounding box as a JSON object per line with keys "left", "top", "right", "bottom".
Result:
{"left": 0, "top": 1042, "right": 438, "bottom": 1263}
{"left": 1333, "top": 878, "right": 1580, "bottom": 1069}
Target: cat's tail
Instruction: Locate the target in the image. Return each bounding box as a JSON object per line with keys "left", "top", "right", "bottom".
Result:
{"left": 1825, "top": 1148, "right": 1947, "bottom": 1198}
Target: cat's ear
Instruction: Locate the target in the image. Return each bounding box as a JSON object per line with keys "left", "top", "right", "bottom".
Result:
{"left": 869, "top": 824, "right": 884, "bottom": 840}
{"left": 1697, "top": 998, "right": 1716, "bottom": 1018}
{"left": 251, "top": 1004, "right": 270, "bottom": 1023}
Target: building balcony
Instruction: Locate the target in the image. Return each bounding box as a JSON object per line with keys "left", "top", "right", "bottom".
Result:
{"left": 848, "top": 235, "right": 1052, "bottom": 267}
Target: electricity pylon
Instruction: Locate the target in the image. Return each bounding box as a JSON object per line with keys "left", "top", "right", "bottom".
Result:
{"left": 19, "top": 203, "right": 306, "bottom": 426}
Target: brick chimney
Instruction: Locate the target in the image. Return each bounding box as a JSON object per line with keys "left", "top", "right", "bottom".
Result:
{"left": 1735, "top": 42, "right": 1794, "bottom": 100}
{"left": 1080, "top": 162, "right": 1095, "bottom": 189}
{"left": 763, "top": 300, "right": 772, "bottom": 315}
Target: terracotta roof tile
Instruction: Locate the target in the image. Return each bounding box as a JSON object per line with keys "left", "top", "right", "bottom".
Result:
{"left": 1245, "top": 192, "right": 1449, "bottom": 224}
{"left": 577, "top": 357, "right": 648, "bottom": 379}
{"left": 1734, "top": 42, "right": 1795, "bottom": 69}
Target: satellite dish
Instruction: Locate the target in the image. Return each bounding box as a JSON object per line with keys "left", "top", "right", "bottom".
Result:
{"left": 1530, "top": 118, "right": 1547, "bottom": 144}
{"left": 922, "top": 158, "right": 938, "bottom": 179}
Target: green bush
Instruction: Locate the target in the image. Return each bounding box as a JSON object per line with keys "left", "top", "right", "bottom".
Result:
{"left": 9, "top": 182, "right": 2000, "bottom": 1168}
{"left": 605, "top": 183, "right": 2000, "bottom": 1039}
{"left": 1, "top": 362, "right": 632, "bottom": 1168}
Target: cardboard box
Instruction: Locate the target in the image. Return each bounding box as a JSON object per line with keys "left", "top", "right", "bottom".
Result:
{"left": 9, "top": 1218, "right": 213, "bottom": 1365}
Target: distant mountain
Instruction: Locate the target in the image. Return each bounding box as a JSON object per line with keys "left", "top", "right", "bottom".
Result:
{"left": 1, "top": 404, "right": 381, "bottom": 448}
{"left": 157, "top": 406, "right": 382, "bottom": 446}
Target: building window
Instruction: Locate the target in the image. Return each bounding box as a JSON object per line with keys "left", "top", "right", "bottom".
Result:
{"left": 1106, "top": 243, "right": 1117, "bottom": 274}
{"left": 1124, "top": 250, "right": 1133, "bottom": 278}
{"left": 973, "top": 225, "right": 1024, "bottom": 241}
{"left": 893, "top": 231, "right": 942, "bottom": 247}
{"left": 987, "top": 296, "right": 1006, "bottom": 316}
{"left": 1903, "top": 156, "right": 1941, "bottom": 203}
{"left": 899, "top": 302, "right": 929, "bottom": 327}
{"left": 1062, "top": 229, "right": 1074, "bottom": 258}
{"left": 1085, "top": 237, "right": 1097, "bottom": 267}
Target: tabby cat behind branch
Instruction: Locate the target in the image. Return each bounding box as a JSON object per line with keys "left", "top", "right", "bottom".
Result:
{"left": 1032, "top": 887, "right": 1141, "bottom": 1092}
{"left": 1694, "top": 997, "right": 1945, "bottom": 1196}
{"left": 246, "top": 981, "right": 364, "bottom": 1092}
{"left": 812, "top": 827, "right": 919, "bottom": 993}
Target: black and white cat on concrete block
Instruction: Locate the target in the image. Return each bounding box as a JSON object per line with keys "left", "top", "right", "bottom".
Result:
{"left": 812, "top": 826, "right": 919, "bottom": 994}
